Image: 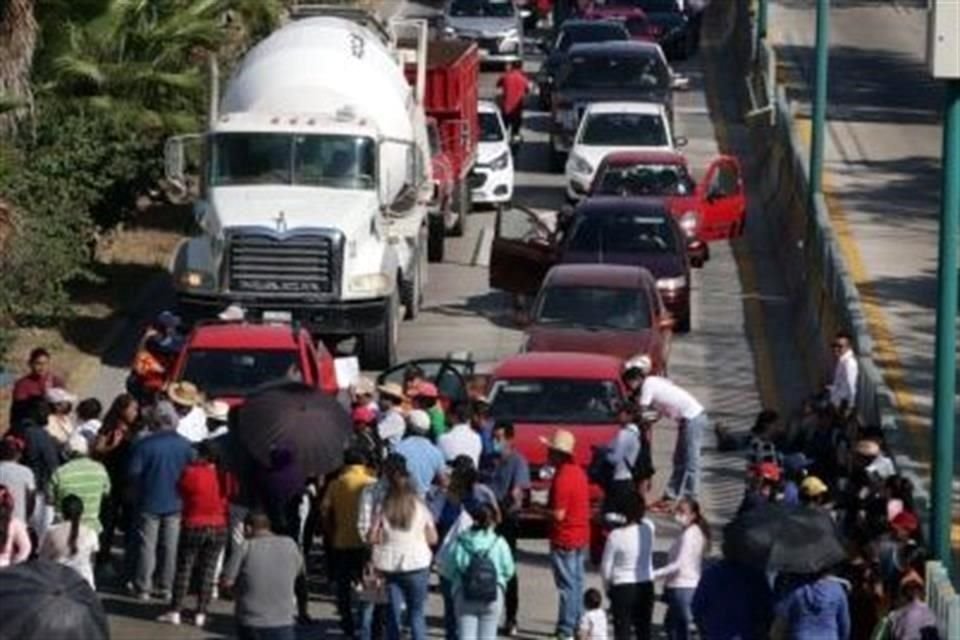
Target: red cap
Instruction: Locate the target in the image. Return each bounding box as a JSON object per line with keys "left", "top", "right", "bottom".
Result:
{"left": 891, "top": 510, "right": 919, "bottom": 534}
{"left": 415, "top": 382, "right": 439, "bottom": 399}
{"left": 754, "top": 462, "right": 782, "bottom": 482}
{"left": 351, "top": 406, "right": 376, "bottom": 425}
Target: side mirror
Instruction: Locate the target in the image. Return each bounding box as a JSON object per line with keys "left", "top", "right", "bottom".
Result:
{"left": 671, "top": 74, "right": 690, "bottom": 91}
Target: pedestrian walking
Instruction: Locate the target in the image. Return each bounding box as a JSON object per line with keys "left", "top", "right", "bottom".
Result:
{"left": 377, "top": 383, "right": 407, "bottom": 451}
{"left": 0, "top": 435, "right": 36, "bottom": 527}
{"left": 541, "top": 429, "right": 590, "bottom": 640}
{"left": 9, "top": 347, "right": 64, "bottom": 428}
{"left": 320, "top": 447, "right": 377, "bottom": 639}
{"left": 629, "top": 357, "right": 708, "bottom": 506}
{"left": 128, "top": 401, "right": 195, "bottom": 600}
{"left": 772, "top": 569, "right": 851, "bottom": 640}
{"left": 369, "top": 462, "right": 438, "bottom": 640}
{"left": 604, "top": 404, "right": 645, "bottom": 512}
{"left": 49, "top": 434, "right": 110, "bottom": 538}
{"left": 16, "top": 403, "right": 60, "bottom": 540}
{"left": 39, "top": 494, "right": 99, "bottom": 588}
{"left": 441, "top": 502, "right": 515, "bottom": 640}
{"left": 601, "top": 491, "right": 656, "bottom": 640}
{"left": 826, "top": 331, "right": 858, "bottom": 413}
{"left": 654, "top": 498, "right": 710, "bottom": 640}
{"left": 157, "top": 442, "right": 229, "bottom": 628}
{"left": 497, "top": 60, "right": 528, "bottom": 140}
{"left": 487, "top": 421, "right": 530, "bottom": 636}
{"left": 577, "top": 588, "right": 608, "bottom": 640}
{"left": 395, "top": 410, "right": 447, "bottom": 498}
{"left": 222, "top": 511, "right": 304, "bottom": 640}
{"left": 0, "top": 484, "right": 32, "bottom": 568}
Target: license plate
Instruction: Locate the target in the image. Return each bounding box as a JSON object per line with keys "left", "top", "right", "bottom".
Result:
{"left": 263, "top": 310, "right": 293, "bottom": 323}
{"left": 530, "top": 489, "right": 549, "bottom": 506}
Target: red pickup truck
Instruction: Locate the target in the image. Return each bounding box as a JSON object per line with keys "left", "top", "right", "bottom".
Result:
{"left": 406, "top": 39, "right": 480, "bottom": 263}
{"left": 168, "top": 321, "right": 338, "bottom": 406}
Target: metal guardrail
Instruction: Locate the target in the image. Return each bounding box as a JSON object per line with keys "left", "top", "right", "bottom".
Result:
{"left": 927, "top": 561, "right": 960, "bottom": 638}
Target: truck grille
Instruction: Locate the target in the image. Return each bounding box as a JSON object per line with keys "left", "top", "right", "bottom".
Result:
{"left": 227, "top": 232, "right": 340, "bottom": 297}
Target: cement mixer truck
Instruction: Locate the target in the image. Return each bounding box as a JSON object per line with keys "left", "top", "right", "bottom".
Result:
{"left": 164, "top": 6, "right": 432, "bottom": 368}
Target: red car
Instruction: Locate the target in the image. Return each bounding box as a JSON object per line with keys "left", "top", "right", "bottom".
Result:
{"left": 582, "top": 5, "right": 655, "bottom": 41}
{"left": 589, "top": 150, "right": 746, "bottom": 241}
{"left": 170, "top": 321, "right": 338, "bottom": 406}
{"left": 486, "top": 352, "right": 627, "bottom": 534}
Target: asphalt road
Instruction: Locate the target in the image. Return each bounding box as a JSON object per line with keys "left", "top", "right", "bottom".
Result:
{"left": 768, "top": 0, "right": 949, "bottom": 475}
{"left": 89, "top": 8, "right": 809, "bottom": 640}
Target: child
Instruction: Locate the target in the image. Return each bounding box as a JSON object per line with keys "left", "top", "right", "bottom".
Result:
{"left": 577, "top": 588, "right": 608, "bottom": 640}
{"left": 39, "top": 494, "right": 99, "bottom": 587}
{"left": 75, "top": 398, "right": 103, "bottom": 444}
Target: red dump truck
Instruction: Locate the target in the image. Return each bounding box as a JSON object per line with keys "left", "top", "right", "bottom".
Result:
{"left": 406, "top": 39, "right": 480, "bottom": 263}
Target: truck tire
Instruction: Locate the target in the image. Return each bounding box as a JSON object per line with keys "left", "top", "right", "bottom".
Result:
{"left": 362, "top": 290, "right": 399, "bottom": 370}
{"left": 428, "top": 214, "right": 445, "bottom": 263}
{"left": 450, "top": 180, "right": 470, "bottom": 237}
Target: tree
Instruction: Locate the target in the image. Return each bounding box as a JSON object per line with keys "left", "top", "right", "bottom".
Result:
{"left": 0, "top": 0, "right": 38, "bottom": 135}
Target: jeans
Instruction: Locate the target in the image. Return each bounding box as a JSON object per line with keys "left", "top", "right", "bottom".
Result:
{"left": 666, "top": 413, "right": 707, "bottom": 499}
{"left": 663, "top": 587, "right": 695, "bottom": 640}
{"left": 550, "top": 546, "right": 585, "bottom": 637}
{"left": 440, "top": 576, "right": 459, "bottom": 640}
{"left": 359, "top": 602, "right": 386, "bottom": 640}
{"left": 135, "top": 512, "right": 181, "bottom": 594}
{"left": 385, "top": 568, "right": 430, "bottom": 640}
{"left": 609, "top": 581, "right": 654, "bottom": 640}
{"left": 236, "top": 625, "right": 296, "bottom": 640}
{"left": 456, "top": 588, "right": 504, "bottom": 640}
{"left": 497, "top": 517, "right": 520, "bottom": 625}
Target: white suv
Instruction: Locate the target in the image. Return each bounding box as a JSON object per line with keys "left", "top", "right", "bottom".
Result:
{"left": 564, "top": 101, "right": 683, "bottom": 201}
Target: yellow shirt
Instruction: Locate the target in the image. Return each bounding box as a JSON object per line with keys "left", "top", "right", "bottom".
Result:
{"left": 322, "top": 465, "right": 376, "bottom": 550}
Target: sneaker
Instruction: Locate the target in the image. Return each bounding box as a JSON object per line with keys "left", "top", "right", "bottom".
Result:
{"left": 156, "top": 611, "right": 181, "bottom": 625}
{"left": 503, "top": 621, "right": 518, "bottom": 637}
{"left": 194, "top": 613, "right": 206, "bottom": 628}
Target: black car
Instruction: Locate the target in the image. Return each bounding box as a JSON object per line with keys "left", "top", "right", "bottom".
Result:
{"left": 548, "top": 41, "right": 672, "bottom": 169}
{"left": 536, "top": 19, "right": 630, "bottom": 110}
{"left": 600, "top": 0, "right": 694, "bottom": 59}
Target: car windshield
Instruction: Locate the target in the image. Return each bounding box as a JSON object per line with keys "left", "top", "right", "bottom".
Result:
{"left": 210, "top": 133, "right": 376, "bottom": 189}
{"left": 536, "top": 284, "right": 653, "bottom": 330}
{"left": 566, "top": 212, "right": 677, "bottom": 254}
{"left": 450, "top": 0, "right": 515, "bottom": 18}
{"left": 564, "top": 54, "right": 668, "bottom": 90}
{"left": 594, "top": 163, "right": 695, "bottom": 196}
{"left": 580, "top": 113, "right": 668, "bottom": 146}
{"left": 557, "top": 24, "right": 629, "bottom": 50}
{"left": 603, "top": 0, "right": 679, "bottom": 11}
{"left": 479, "top": 111, "right": 505, "bottom": 142}
{"left": 181, "top": 349, "right": 300, "bottom": 398}
{"left": 488, "top": 378, "right": 623, "bottom": 424}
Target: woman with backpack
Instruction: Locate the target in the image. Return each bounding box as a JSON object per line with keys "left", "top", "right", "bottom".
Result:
{"left": 442, "top": 502, "right": 515, "bottom": 640}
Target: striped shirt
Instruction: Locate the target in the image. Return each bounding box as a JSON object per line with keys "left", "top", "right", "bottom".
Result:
{"left": 49, "top": 458, "right": 111, "bottom": 533}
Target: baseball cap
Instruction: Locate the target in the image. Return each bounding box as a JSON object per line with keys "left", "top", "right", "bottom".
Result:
{"left": 754, "top": 462, "right": 781, "bottom": 482}
{"left": 800, "top": 475, "right": 829, "bottom": 497}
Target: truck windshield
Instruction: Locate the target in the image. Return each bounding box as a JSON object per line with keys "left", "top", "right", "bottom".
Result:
{"left": 564, "top": 54, "right": 667, "bottom": 90}
{"left": 488, "top": 378, "right": 622, "bottom": 424}
{"left": 181, "top": 348, "right": 300, "bottom": 398}
{"left": 210, "top": 133, "right": 376, "bottom": 190}
{"left": 450, "top": 0, "right": 515, "bottom": 17}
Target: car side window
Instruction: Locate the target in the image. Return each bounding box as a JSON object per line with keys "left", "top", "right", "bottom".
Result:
{"left": 497, "top": 207, "right": 553, "bottom": 243}
{"left": 709, "top": 162, "right": 739, "bottom": 198}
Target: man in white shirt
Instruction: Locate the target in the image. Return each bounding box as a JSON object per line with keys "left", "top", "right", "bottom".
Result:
{"left": 625, "top": 357, "right": 708, "bottom": 506}
{"left": 437, "top": 406, "right": 482, "bottom": 466}
{"left": 166, "top": 381, "right": 208, "bottom": 443}
{"left": 827, "top": 331, "right": 858, "bottom": 413}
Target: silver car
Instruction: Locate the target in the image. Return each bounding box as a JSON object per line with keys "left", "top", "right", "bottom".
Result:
{"left": 445, "top": 0, "right": 523, "bottom": 64}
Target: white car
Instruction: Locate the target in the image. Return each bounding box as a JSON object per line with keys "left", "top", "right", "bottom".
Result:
{"left": 472, "top": 101, "right": 515, "bottom": 207}
{"left": 564, "top": 101, "right": 683, "bottom": 201}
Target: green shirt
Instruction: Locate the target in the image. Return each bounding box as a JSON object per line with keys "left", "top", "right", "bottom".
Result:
{"left": 49, "top": 457, "right": 111, "bottom": 534}
{"left": 428, "top": 405, "right": 447, "bottom": 439}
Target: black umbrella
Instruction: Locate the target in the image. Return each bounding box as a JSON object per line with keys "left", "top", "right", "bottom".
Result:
{"left": 723, "top": 503, "right": 848, "bottom": 574}
{"left": 234, "top": 381, "right": 352, "bottom": 477}
{"left": 0, "top": 560, "right": 109, "bottom": 640}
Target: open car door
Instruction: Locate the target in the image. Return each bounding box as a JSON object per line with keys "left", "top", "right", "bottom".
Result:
{"left": 698, "top": 156, "right": 746, "bottom": 240}
{"left": 376, "top": 358, "right": 476, "bottom": 409}
{"left": 489, "top": 205, "right": 558, "bottom": 295}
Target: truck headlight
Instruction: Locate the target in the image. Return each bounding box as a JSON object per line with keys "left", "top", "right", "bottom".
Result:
{"left": 568, "top": 153, "right": 593, "bottom": 176}
{"left": 657, "top": 275, "right": 688, "bottom": 291}
{"left": 679, "top": 210, "right": 700, "bottom": 237}
{"left": 491, "top": 151, "right": 510, "bottom": 171}
{"left": 349, "top": 273, "right": 391, "bottom": 295}
{"left": 179, "top": 270, "right": 214, "bottom": 290}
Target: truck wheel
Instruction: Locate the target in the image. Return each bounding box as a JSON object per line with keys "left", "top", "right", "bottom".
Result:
{"left": 428, "top": 215, "right": 445, "bottom": 263}
{"left": 450, "top": 181, "right": 470, "bottom": 237}
{"left": 362, "top": 290, "right": 399, "bottom": 370}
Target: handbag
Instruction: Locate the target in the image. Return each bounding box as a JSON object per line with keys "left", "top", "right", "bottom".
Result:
{"left": 356, "top": 563, "right": 387, "bottom": 604}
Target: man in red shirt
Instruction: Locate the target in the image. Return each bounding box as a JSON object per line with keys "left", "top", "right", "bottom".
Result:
{"left": 541, "top": 429, "right": 589, "bottom": 640}
{"left": 10, "top": 348, "right": 64, "bottom": 429}
{"left": 497, "top": 61, "right": 529, "bottom": 140}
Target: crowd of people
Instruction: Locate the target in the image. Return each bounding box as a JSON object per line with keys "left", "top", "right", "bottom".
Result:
{"left": 0, "top": 326, "right": 944, "bottom": 640}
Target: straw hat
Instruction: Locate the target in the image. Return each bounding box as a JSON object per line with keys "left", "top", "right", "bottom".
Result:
{"left": 166, "top": 381, "right": 203, "bottom": 407}
{"left": 204, "top": 400, "right": 230, "bottom": 423}
{"left": 540, "top": 429, "right": 576, "bottom": 455}
{"left": 377, "top": 382, "right": 406, "bottom": 401}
